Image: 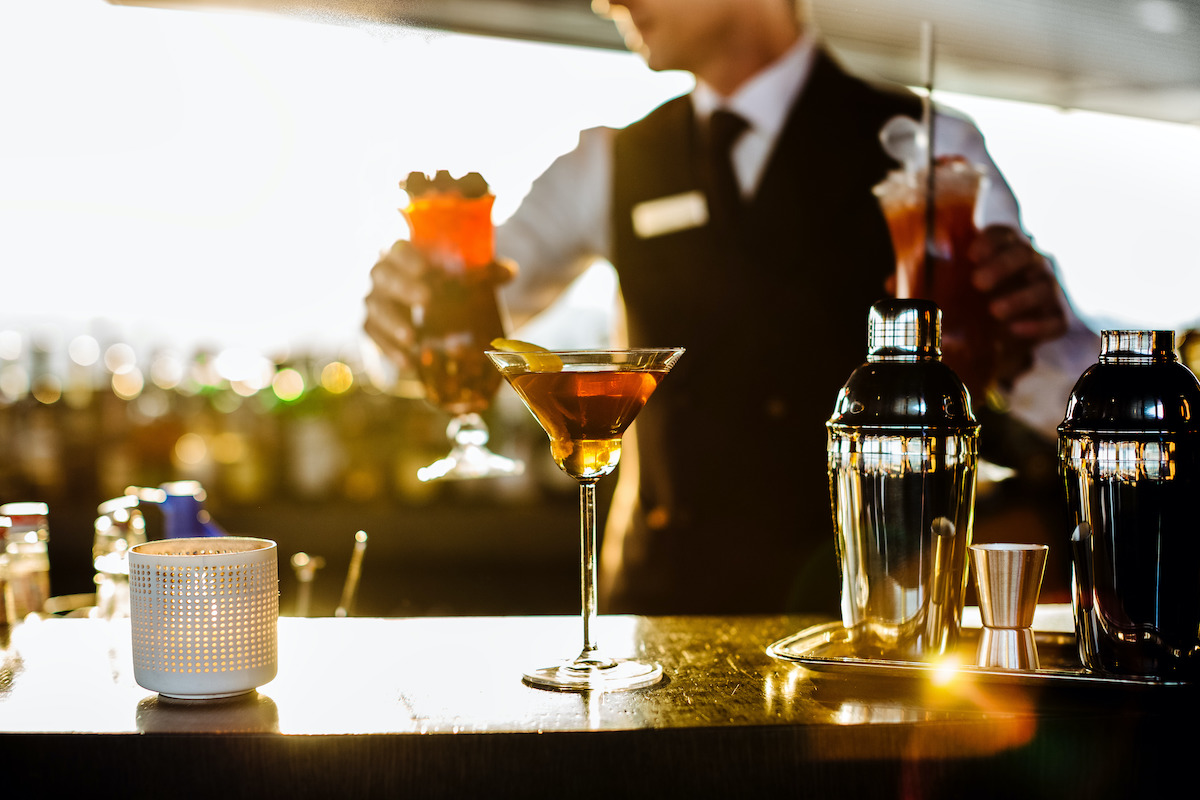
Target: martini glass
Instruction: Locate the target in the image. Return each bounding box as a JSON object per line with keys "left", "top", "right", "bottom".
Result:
{"left": 487, "top": 347, "right": 684, "bottom": 691}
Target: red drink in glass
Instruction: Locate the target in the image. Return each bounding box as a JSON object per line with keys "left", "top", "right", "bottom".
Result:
{"left": 874, "top": 156, "right": 997, "bottom": 399}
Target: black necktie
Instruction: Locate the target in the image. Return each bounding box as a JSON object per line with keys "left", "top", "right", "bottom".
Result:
{"left": 705, "top": 109, "right": 749, "bottom": 237}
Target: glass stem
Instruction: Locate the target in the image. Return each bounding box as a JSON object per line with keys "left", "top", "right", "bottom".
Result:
{"left": 579, "top": 478, "right": 600, "bottom": 661}
{"left": 448, "top": 412, "right": 488, "bottom": 448}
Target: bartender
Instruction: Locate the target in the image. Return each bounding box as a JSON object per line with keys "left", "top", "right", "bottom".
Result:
{"left": 364, "top": 0, "right": 1098, "bottom": 615}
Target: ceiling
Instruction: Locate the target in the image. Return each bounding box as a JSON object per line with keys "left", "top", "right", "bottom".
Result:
{"left": 110, "top": 0, "right": 1200, "bottom": 124}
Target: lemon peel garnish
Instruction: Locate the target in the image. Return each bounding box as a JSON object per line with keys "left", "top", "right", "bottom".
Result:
{"left": 489, "top": 337, "right": 544, "bottom": 352}
{"left": 489, "top": 338, "right": 563, "bottom": 372}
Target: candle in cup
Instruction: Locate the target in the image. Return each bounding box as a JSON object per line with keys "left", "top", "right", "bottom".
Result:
{"left": 129, "top": 536, "right": 278, "bottom": 700}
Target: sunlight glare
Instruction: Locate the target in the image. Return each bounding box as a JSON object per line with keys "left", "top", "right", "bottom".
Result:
{"left": 930, "top": 654, "right": 963, "bottom": 687}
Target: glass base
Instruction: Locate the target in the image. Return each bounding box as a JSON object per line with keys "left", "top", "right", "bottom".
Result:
{"left": 418, "top": 413, "right": 524, "bottom": 482}
{"left": 417, "top": 444, "right": 524, "bottom": 482}
{"left": 523, "top": 658, "right": 663, "bottom": 692}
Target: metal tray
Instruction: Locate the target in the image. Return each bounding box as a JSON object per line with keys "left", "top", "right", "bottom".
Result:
{"left": 767, "top": 615, "right": 1188, "bottom": 688}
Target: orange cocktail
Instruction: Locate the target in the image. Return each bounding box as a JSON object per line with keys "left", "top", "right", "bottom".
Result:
{"left": 403, "top": 171, "right": 503, "bottom": 417}
{"left": 403, "top": 171, "right": 521, "bottom": 481}
{"left": 874, "top": 155, "right": 997, "bottom": 398}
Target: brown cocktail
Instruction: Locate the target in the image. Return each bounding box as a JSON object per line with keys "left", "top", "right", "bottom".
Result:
{"left": 487, "top": 347, "right": 684, "bottom": 692}
{"left": 505, "top": 369, "right": 664, "bottom": 479}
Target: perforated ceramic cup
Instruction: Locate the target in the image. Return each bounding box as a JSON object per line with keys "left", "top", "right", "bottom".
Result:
{"left": 129, "top": 537, "right": 278, "bottom": 700}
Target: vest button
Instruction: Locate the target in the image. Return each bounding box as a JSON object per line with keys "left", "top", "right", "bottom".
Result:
{"left": 765, "top": 396, "right": 788, "bottom": 419}
{"left": 646, "top": 506, "right": 671, "bottom": 530}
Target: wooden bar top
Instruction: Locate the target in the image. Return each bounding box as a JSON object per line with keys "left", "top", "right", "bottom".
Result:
{"left": 2, "top": 614, "right": 1194, "bottom": 798}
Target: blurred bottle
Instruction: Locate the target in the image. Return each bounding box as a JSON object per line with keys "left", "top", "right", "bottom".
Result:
{"left": 827, "top": 299, "right": 979, "bottom": 660}
{"left": 1060, "top": 330, "right": 1200, "bottom": 680}
{"left": 128, "top": 481, "right": 226, "bottom": 539}
{"left": 0, "top": 502, "right": 51, "bottom": 623}
{"left": 93, "top": 494, "right": 148, "bottom": 619}
{"left": 24, "top": 342, "right": 65, "bottom": 498}
{"left": 0, "top": 521, "right": 7, "bottom": 625}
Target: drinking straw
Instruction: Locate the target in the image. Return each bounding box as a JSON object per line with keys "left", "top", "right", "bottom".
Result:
{"left": 921, "top": 21, "right": 937, "bottom": 294}
{"left": 336, "top": 530, "right": 369, "bottom": 617}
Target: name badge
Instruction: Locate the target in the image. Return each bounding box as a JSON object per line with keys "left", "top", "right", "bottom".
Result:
{"left": 632, "top": 190, "right": 708, "bottom": 239}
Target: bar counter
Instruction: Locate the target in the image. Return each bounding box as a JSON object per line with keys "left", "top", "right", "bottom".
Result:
{"left": 3, "top": 614, "right": 1194, "bottom": 798}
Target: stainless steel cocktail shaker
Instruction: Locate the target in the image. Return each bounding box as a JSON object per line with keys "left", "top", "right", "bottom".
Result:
{"left": 1059, "top": 330, "right": 1200, "bottom": 680}
{"left": 828, "top": 299, "right": 979, "bottom": 660}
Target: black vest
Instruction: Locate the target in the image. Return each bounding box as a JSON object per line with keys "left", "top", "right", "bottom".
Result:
{"left": 606, "top": 51, "right": 921, "bottom": 615}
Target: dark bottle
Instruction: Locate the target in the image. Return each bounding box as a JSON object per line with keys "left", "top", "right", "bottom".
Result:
{"left": 1059, "top": 330, "right": 1200, "bottom": 680}
{"left": 828, "top": 299, "right": 979, "bottom": 660}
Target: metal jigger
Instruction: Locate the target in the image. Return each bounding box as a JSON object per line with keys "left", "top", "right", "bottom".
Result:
{"left": 970, "top": 543, "right": 1048, "bottom": 670}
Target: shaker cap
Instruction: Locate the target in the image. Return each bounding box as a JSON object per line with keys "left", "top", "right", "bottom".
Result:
{"left": 1060, "top": 329, "right": 1200, "bottom": 434}
{"left": 868, "top": 299, "right": 941, "bottom": 360}
{"left": 1099, "top": 330, "right": 1175, "bottom": 363}
{"left": 828, "top": 299, "right": 976, "bottom": 431}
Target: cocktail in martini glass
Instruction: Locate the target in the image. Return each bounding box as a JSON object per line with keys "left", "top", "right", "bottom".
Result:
{"left": 487, "top": 346, "right": 684, "bottom": 691}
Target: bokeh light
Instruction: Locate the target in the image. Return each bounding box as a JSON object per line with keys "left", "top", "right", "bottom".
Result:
{"left": 68, "top": 334, "right": 100, "bottom": 366}
{"left": 0, "top": 331, "right": 22, "bottom": 362}
{"left": 216, "top": 347, "right": 273, "bottom": 388}
{"left": 104, "top": 343, "right": 137, "bottom": 375}
{"left": 0, "top": 364, "right": 30, "bottom": 401}
{"left": 174, "top": 432, "right": 208, "bottom": 466}
{"left": 321, "top": 361, "right": 354, "bottom": 394}
{"left": 111, "top": 366, "right": 145, "bottom": 400}
{"left": 32, "top": 375, "right": 62, "bottom": 405}
{"left": 150, "top": 352, "right": 185, "bottom": 390}
{"left": 272, "top": 368, "right": 305, "bottom": 402}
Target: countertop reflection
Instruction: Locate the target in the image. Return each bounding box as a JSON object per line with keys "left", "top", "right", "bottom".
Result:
{"left": 2, "top": 614, "right": 1194, "bottom": 798}
{"left": 4, "top": 615, "right": 842, "bottom": 735}
{"left": 5, "top": 613, "right": 1183, "bottom": 734}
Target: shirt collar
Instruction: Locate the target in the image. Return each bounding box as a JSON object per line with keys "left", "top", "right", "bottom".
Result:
{"left": 691, "top": 31, "right": 817, "bottom": 139}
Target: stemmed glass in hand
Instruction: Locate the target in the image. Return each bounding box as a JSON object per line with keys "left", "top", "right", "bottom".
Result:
{"left": 487, "top": 347, "right": 685, "bottom": 691}
{"left": 402, "top": 171, "right": 523, "bottom": 482}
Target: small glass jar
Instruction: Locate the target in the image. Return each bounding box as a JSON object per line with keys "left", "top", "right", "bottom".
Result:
{"left": 0, "top": 502, "right": 51, "bottom": 623}
{"left": 93, "top": 495, "right": 147, "bottom": 619}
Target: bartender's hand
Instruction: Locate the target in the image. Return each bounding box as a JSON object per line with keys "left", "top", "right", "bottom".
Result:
{"left": 969, "top": 225, "right": 1068, "bottom": 384}
{"left": 363, "top": 240, "right": 517, "bottom": 369}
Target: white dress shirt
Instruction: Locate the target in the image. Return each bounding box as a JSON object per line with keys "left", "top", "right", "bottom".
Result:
{"left": 497, "top": 37, "right": 1098, "bottom": 440}
{"left": 689, "top": 34, "right": 816, "bottom": 200}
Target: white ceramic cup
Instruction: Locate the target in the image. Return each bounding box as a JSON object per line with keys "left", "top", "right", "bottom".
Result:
{"left": 129, "top": 536, "right": 278, "bottom": 699}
